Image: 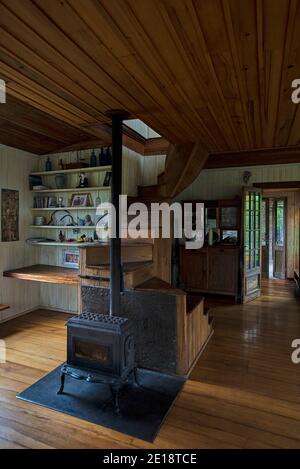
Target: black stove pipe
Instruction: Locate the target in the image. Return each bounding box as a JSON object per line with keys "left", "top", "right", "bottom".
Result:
{"left": 107, "top": 110, "right": 129, "bottom": 317}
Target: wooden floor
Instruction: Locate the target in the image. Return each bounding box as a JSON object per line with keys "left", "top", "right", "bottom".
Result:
{"left": 0, "top": 279, "right": 300, "bottom": 448}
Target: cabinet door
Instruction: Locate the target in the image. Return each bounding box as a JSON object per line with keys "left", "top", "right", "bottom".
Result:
{"left": 181, "top": 249, "right": 208, "bottom": 290}
{"left": 208, "top": 249, "right": 238, "bottom": 294}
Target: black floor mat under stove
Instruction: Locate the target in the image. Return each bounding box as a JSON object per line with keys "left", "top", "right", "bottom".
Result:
{"left": 17, "top": 365, "right": 185, "bottom": 442}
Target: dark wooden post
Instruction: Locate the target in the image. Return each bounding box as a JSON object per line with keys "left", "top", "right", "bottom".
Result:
{"left": 106, "top": 110, "right": 129, "bottom": 317}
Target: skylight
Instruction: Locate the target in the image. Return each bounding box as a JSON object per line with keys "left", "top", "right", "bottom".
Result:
{"left": 124, "top": 119, "right": 161, "bottom": 139}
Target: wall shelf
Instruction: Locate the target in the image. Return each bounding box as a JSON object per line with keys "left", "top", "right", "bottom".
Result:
{"left": 31, "top": 186, "right": 110, "bottom": 193}
{"left": 30, "top": 165, "right": 111, "bottom": 176}
{"left": 31, "top": 207, "right": 100, "bottom": 211}
{"left": 29, "top": 225, "right": 97, "bottom": 229}
{"left": 27, "top": 241, "right": 104, "bottom": 247}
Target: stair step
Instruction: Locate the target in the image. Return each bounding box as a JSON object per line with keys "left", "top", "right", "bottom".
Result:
{"left": 138, "top": 184, "right": 167, "bottom": 200}
{"left": 84, "top": 243, "right": 153, "bottom": 266}
{"left": 135, "top": 277, "right": 185, "bottom": 295}
{"left": 86, "top": 261, "right": 152, "bottom": 272}
{"left": 186, "top": 296, "right": 205, "bottom": 315}
{"left": 81, "top": 261, "right": 154, "bottom": 289}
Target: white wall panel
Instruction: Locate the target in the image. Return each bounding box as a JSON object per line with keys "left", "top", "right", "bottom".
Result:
{"left": 0, "top": 145, "right": 40, "bottom": 322}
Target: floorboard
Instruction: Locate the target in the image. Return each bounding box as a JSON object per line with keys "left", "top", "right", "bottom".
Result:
{"left": 0, "top": 279, "right": 299, "bottom": 448}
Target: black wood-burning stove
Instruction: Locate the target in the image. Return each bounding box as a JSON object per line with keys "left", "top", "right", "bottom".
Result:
{"left": 57, "top": 111, "right": 135, "bottom": 413}
{"left": 58, "top": 312, "right": 135, "bottom": 412}
{"left": 66, "top": 313, "right": 134, "bottom": 376}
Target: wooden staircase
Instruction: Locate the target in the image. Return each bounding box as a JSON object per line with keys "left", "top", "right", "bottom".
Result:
{"left": 80, "top": 241, "right": 153, "bottom": 289}
{"left": 79, "top": 235, "right": 170, "bottom": 290}
{"left": 79, "top": 235, "right": 213, "bottom": 376}
{"left": 79, "top": 140, "right": 212, "bottom": 375}
{"left": 138, "top": 141, "right": 209, "bottom": 202}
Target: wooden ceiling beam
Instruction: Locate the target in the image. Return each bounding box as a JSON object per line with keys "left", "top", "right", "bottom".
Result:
{"left": 205, "top": 146, "right": 300, "bottom": 169}
{"left": 50, "top": 134, "right": 169, "bottom": 157}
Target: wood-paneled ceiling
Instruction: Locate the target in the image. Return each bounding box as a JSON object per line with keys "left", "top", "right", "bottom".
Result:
{"left": 0, "top": 95, "right": 109, "bottom": 154}
{"left": 0, "top": 0, "right": 300, "bottom": 155}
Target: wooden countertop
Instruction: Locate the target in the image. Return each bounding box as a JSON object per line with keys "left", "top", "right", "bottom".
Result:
{"left": 3, "top": 265, "right": 79, "bottom": 285}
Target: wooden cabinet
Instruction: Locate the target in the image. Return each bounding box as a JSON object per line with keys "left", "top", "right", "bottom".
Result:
{"left": 207, "top": 247, "right": 239, "bottom": 294}
{"left": 180, "top": 245, "right": 240, "bottom": 300}
{"left": 181, "top": 249, "right": 208, "bottom": 290}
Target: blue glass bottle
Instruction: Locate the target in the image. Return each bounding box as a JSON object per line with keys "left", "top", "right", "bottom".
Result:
{"left": 90, "top": 150, "right": 97, "bottom": 167}
{"left": 45, "top": 157, "right": 52, "bottom": 172}
{"left": 105, "top": 147, "right": 112, "bottom": 165}
{"left": 99, "top": 148, "right": 105, "bottom": 166}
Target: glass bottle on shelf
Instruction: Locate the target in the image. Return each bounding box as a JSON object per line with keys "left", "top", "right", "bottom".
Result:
{"left": 45, "top": 157, "right": 52, "bottom": 172}
{"left": 90, "top": 150, "right": 97, "bottom": 167}
{"left": 99, "top": 148, "right": 105, "bottom": 166}
{"left": 95, "top": 195, "right": 101, "bottom": 208}
{"left": 105, "top": 147, "right": 112, "bottom": 165}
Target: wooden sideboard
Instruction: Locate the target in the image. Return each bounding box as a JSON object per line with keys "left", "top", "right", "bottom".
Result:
{"left": 180, "top": 245, "right": 241, "bottom": 302}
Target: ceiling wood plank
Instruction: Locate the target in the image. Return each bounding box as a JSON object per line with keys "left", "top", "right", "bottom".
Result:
{"left": 0, "top": 0, "right": 299, "bottom": 156}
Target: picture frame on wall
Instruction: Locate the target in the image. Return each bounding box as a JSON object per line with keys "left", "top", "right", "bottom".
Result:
{"left": 62, "top": 249, "right": 80, "bottom": 269}
{"left": 1, "top": 189, "right": 19, "bottom": 242}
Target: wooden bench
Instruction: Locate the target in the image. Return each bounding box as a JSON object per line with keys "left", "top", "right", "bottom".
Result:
{"left": 0, "top": 305, "right": 10, "bottom": 312}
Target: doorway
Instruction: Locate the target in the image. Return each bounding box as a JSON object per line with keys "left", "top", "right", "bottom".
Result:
{"left": 242, "top": 184, "right": 300, "bottom": 303}
{"left": 262, "top": 197, "right": 287, "bottom": 279}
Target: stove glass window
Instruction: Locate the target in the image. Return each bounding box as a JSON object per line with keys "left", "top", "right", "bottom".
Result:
{"left": 74, "top": 339, "right": 112, "bottom": 368}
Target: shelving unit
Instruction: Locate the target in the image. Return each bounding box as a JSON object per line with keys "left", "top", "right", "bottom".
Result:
{"left": 30, "top": 165, "right": 111, "bottom": 176}
{"left": 30, "top": 163, "right": 111, "bottom": 248}
{"left": 31, "top": 186, "right": 110, "bottom": 193}
{"left": 27, "top": 241, "right": 102, "bottom": 247}
{"left": 29, "top": 225, "right": 97, "bottom": 229}
{"left": 31, "top": 207, "right": 99, "bottom": 211}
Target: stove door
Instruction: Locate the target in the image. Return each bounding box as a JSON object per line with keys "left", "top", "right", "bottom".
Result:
{"left": 67, "top": 325, "right": 117, "bottom": 375}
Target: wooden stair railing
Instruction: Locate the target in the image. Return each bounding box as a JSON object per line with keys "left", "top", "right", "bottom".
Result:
{"left": 138, "top": 141, "right": 209, "bottom": 201}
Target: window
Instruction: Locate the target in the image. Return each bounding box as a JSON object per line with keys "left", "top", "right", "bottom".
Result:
{"left": 244, "top": 190, "right": 261, "bottom": 270}
{"left": 275, "top": 199, "right": 285, "bottom": 246}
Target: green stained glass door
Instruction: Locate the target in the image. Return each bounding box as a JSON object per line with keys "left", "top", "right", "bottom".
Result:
{"left": 273, "top": 198, "right": 286, "bottom": 279}
{"left": 242, "top": 187, "right": 262, "bottom": 303}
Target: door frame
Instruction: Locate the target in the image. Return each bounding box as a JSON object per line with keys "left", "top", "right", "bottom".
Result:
{"left": 242, "top": 187, "right": 262, "bottom": 303}
{"left": 272, "top": 197, "right": 287, "bottom": 279}
{"left": 262, "top": 197, "right": 270, "bottom": 278}
{"left": 254, "top": 182, "right": 300, "bottom": 280}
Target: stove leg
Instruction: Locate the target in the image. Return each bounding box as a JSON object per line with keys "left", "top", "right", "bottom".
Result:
{"left": 110, "top": 385, "right": 121, "bottom": 414}
{"left": 133, "top": 367, "right": 140, "bottom": 387}
{"left": 57, "top": 372, "right": 65, "bottom": 395}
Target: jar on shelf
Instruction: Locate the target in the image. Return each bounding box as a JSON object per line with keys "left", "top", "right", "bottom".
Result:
{"left": 55, "top": 173, "right": 67, "bottom": 189}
